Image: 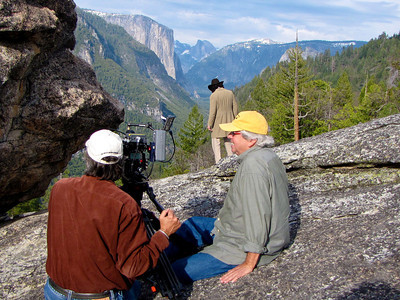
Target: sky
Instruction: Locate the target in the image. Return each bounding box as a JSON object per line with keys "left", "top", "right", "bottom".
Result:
{"left": 73, "top": 0, "right": 400, "bottom": 49}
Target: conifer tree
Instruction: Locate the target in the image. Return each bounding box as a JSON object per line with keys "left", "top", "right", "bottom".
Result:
{"left": 333, "top": 71, "right": 354, "bottom": 109}
{"left": 356, "top": 75, "right": 387, "bottom": 122}
{"left": 266, "top": 46, "right": 313, "bottom": 144}
{"left": 302, "top": 79, "right": 332, "bottom": 135}
{"left": 161, "top": 105, "right": 211, "bottom": 176}
{"left": 245, "top": 78, "right": 269, "bottom": 114}
{"left": 177, "top": 105, "right": 208, "bottom": 154}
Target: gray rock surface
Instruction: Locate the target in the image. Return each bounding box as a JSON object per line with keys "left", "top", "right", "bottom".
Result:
{"left": 0, "top": 0, "right": 124, "bottom": 213}
{"left": 1, "top": 114, "right": 399, "bottom": 299}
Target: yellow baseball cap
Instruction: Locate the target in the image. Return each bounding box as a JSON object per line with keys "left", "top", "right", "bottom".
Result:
{"left": 219, "top": 111, "right": 268, "bottom": 134}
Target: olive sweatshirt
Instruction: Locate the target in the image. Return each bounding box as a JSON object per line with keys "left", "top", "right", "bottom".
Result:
{"left": 202, "top": 146, "right": 290, "bottom": 265}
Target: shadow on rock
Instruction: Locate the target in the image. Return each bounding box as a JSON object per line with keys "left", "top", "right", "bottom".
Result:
{"left": 138, "top": 277, "right": 193, "bottom": 300}
{"left": 288, "top": 183, "right": 301, "bottom": 247}
{"left": 336, "top": 281, "right": 400, "bottom": 299}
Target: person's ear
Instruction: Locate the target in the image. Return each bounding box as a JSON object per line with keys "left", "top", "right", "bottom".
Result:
{"left": 249, "top": 139, "right": 257, "bottom": 147}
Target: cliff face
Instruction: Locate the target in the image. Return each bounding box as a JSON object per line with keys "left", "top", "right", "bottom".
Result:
{"left": 0, "top": 0, "right": 124, "bottom": 213}
{"left": 1, "top": 114, "right": 399, "bottom": 299}
{"left": 89, "top": 11, "right": 179, "bottom": 80}
{"left": 73, "top": 8, "right": 194, "bottom": 132}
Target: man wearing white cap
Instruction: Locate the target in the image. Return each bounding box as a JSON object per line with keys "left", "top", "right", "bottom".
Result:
{"left": 167, "top": 111, "right": 290, "bottom": 284}
{"left": 44, "top": 129, "right": 181, "bottom": 300}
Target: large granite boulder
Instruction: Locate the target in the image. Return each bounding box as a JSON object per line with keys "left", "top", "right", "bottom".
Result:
{"left": 0, "top": 0, "right": 124, "bottom": 213}
{"left": 1, "top": 114, "right": 399, "bottom": 299}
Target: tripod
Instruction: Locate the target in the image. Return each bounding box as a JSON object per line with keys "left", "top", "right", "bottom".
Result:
{"left": 121, "top": 171, "right": 184, "bottom": 299}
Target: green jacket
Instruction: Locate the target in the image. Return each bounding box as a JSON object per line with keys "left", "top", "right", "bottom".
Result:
{"left": 202, "top": 145, "right": 290, "bottom": 265}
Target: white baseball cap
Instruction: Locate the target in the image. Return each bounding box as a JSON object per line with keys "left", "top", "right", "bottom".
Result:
{"left": 85, "top": 129, "right": 123, "bottom": 164}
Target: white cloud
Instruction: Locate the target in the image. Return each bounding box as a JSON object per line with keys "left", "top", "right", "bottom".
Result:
{"left": 74, "top": 0, "right": 400, "bottom": 48}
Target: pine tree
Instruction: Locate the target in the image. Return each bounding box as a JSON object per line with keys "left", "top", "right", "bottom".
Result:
{"left": 333, "top": 71, "right": 354, "bottom": 109}
{"left": 161, "top": 105, "right": 211, "bottom": 176}
{"left": 245, "top": 78, "right": 269, "bottom": 114}
{"left": 302, "top": 79, "right": 332, "bottom": 134}
{"left": 177, "top": 105, "right": 208, "bottom": 154}
{"left": 266, "top": 46, "right": 313, "bottom": 144}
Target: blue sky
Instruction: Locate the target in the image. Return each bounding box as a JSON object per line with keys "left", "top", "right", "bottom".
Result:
{"left": 74, "top": 0, "right": 400, "bottom": 49}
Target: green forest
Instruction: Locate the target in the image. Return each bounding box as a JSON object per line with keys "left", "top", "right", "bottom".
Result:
{"left": 8, "top": 32, "right": 400, "bottom": 217}
{"left": 234, "top": 32, "right": 400, "bottom": 144}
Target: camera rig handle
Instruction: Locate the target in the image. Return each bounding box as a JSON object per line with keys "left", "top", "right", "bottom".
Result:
{"left": 127, "top": 122, "right": 154, "bottom": 131}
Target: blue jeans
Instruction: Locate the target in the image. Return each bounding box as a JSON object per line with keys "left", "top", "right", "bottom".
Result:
{"left": 44, "top": 278, "right": 141, "bottom": 300}
{"left": 166, "top": 216, "right": 237, "bottom": 284}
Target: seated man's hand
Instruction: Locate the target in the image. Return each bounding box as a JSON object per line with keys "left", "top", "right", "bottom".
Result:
{"left": 159, "top": 209, "right": 181, "bottom": 237}
{"left": 219, "top": 263, "right": 253, "bottom": 283}
{"left": 220, "top": 252, "right": 260, "bottom": 283}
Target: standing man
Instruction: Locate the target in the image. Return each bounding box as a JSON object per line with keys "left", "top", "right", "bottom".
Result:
{"left": 207, "top": 78, "right": 238, "bottom": 164}
{"left": 44, "top": 129, "right": 181, "bottom": 300}
{"left": 167, "top": 111, "right": 290, "bottom": 284}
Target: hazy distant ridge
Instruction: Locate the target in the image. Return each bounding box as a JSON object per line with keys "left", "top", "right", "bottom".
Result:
{"left": 184, "top": 39, "right": 367, "bottom": 97}
{"left": 80, "top": 8, "right": 367, "bottom": 102}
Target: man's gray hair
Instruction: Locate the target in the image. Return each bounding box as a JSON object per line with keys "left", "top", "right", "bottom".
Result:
{"left": 84, "top": 150, "right": 122, "bottom": 181}
{"left": 241, "top": 130, "right": 275, "bottom": 147}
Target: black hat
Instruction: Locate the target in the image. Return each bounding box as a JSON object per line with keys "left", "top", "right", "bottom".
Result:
{"left": 208, "top": 78, "right": 224, "bottom": 91}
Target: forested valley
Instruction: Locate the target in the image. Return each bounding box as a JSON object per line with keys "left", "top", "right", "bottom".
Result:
{"left": 235, "top": 32, "right": 400, "bottom": 144}
{"left": 8, "top": 32, "right": 400, "bottom": 216}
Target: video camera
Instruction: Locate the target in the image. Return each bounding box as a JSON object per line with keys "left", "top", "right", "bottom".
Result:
{"left": 121, "top": 115, "right": 175, "bottom": 185}
{"left": 121, "top": 116, "right": 183, "bottom": 299}
{"left": 119, "top": 115, "right": 184, "bottom": 299}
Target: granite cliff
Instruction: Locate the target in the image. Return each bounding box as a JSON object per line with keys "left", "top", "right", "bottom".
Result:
{"left": 73, "top": 8, "right": 194, "bottom": 131}
{"left": 0, "top": 0, "right": 124, "bottom": 213}
{"left": 1, "top": 114, "right": 399, "bottom": 299}
{"left": 86, "top": 10, "right": 180, "bottom": 81}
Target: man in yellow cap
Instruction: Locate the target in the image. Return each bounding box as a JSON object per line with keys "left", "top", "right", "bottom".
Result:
{"left": 166, "top": 111, "right": 290, "bottom": 284}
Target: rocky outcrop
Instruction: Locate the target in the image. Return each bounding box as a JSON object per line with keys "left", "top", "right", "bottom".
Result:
{"left": 0, "top": 0, "right": 124, "bottom": 214}
{"left": 88, "top": 11, "right": 178, "bottom": 80}
{"left": 1, "top": 114, "right": 399, "bottom": 299}
{"left": 279, "top": 46, "right": 320, "bottom": 62}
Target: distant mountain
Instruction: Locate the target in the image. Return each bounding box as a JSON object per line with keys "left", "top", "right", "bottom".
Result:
{"left": 74, "top": 8, "right": 194, "bottom": 130}
{"left": 175, "top": 40, "right": 217, "bottom": 73}
{"left": 279, "top": 46, "right": 320, "bottom": 62}
{"left": 74, "top": 8, "right": 369, "bottom": 118}
{"left": 85, "top": 10, "right": 180, "bottom": 81}
{"left": 185, "top": 39, "right": 367, "bottom": 98}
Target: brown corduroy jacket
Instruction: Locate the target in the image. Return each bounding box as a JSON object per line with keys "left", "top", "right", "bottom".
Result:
{"left": 46, "top": 175, "right": 169, "bottom": 293}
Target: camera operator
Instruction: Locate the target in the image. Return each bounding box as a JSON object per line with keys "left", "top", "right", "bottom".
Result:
{"left": 44, "top": 129, "right": 181, "bottom": 300}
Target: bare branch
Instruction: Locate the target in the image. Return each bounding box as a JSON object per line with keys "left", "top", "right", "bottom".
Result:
{"left": 298, "top": 111, "right": 310, "bottom": 119}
